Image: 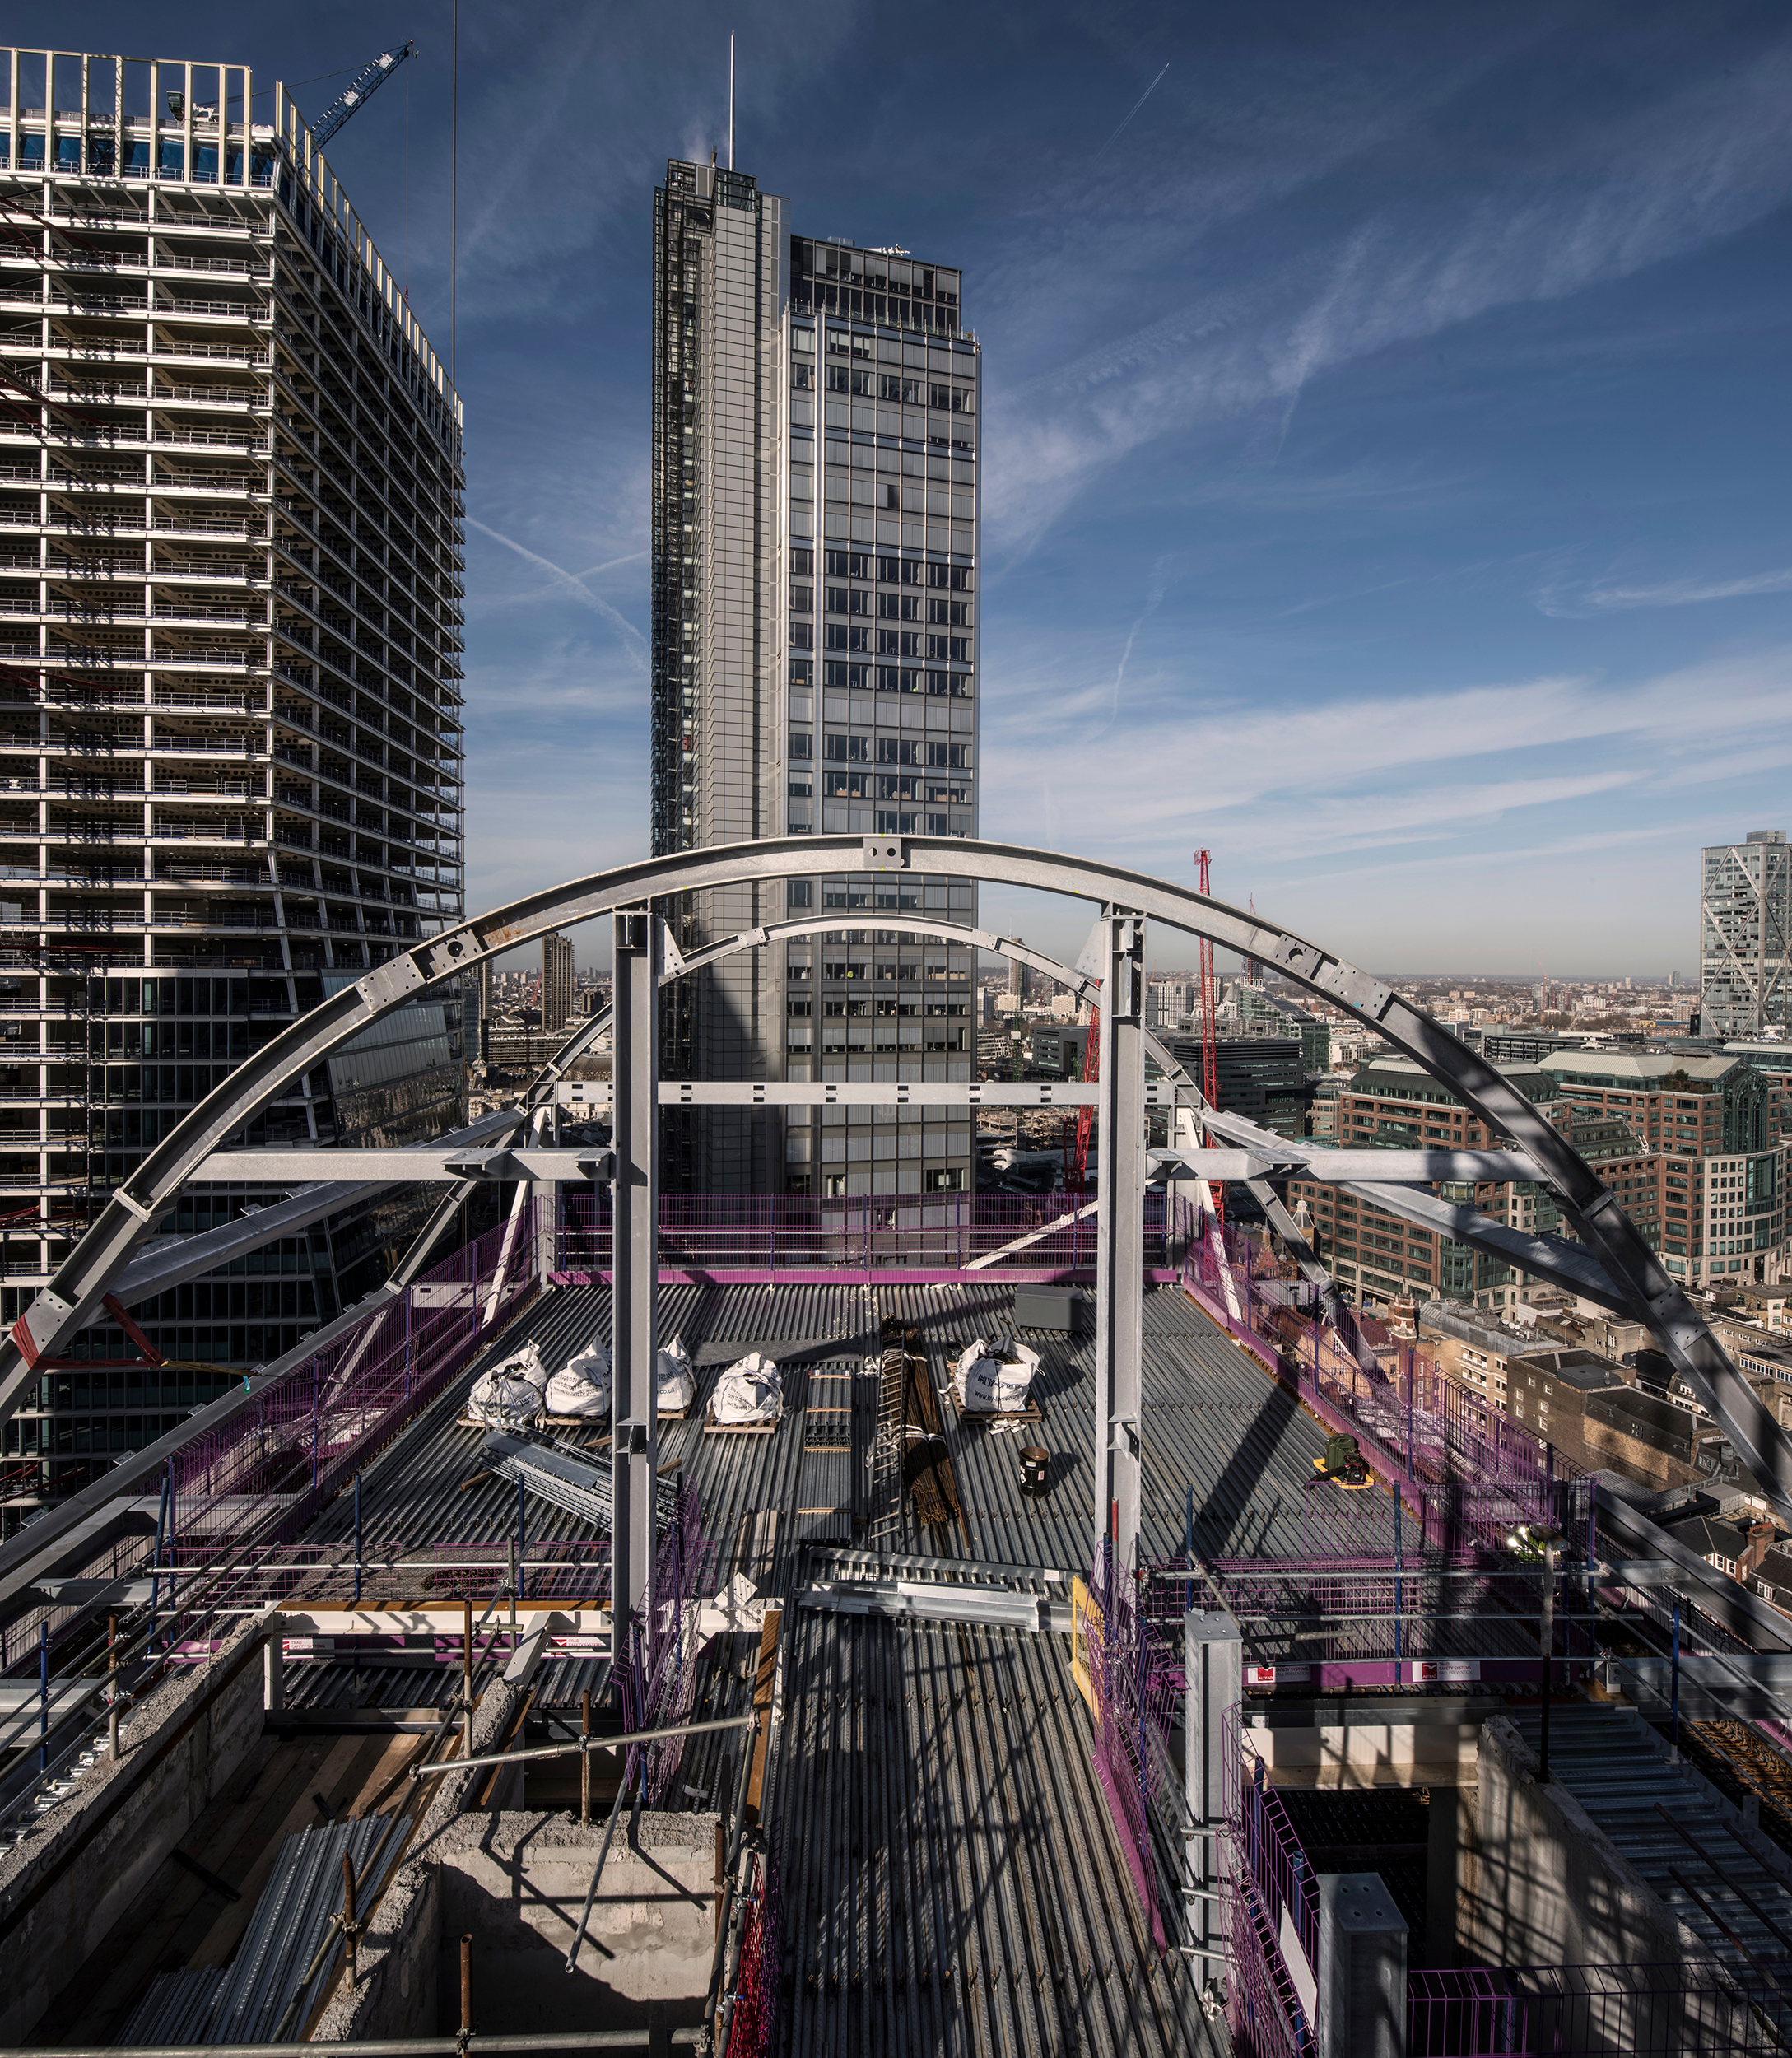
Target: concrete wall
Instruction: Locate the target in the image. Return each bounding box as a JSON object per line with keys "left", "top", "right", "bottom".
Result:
{"left": 1465, "top": 1716, "right": 1698, "bottom": 1968}
{"left": 1249, "top": 1716, "right": 1480, "bottom": 1788}
{"left": 433, "top": 1811, "right": 722, "bottom": 2033}
{"left": 310, "top": 1674, "right": 524, "bottom": 2044}
{"left": 0, "top": 1618, "right": 268, "bottom": 2046}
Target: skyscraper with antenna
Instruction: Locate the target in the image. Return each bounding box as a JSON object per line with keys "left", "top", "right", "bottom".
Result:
{"left": 650, "top": 139, "right": 981, "bottom": 1195}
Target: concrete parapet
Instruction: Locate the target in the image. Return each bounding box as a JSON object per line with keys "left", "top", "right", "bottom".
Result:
{"left": 0, "top": 1617, "right": 269, "bottom": 2046}
{"left": 1465, "top": 1715, "right": 1700, "bottom": 1969}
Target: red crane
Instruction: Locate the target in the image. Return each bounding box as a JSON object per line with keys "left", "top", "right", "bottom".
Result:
{"left": 1194, "top": 850, "right": 1223, "bottom": 1227}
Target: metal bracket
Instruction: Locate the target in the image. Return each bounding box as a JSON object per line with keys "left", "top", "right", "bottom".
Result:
{"left": 356, "top": 953, "right": 428, "bottom": 1010}
{"left": 863, "top": 836, "right": 906, "bottom": 870}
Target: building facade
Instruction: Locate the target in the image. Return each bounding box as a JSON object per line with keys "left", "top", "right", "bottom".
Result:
{"left": 1539, "top": 1049, "right": 1787, "bottom": 1291}
{"left": 542, "top": 929, "right": 574, "bottom": 1036}
{"left": 650, "top": 159, "right": 980, "bottom": 1196}
{"left": 1701, "top": 829, "right": 1791, "bottom": 1038}
{"left": 1291, "top": 1055, "right": 1572, "bottom": 1311}
{"left": 0, "top": 49, "right": 467, "bottom": 1520}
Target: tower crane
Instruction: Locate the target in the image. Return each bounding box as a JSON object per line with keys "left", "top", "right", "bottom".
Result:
{"left": 310, "top": 40, "right": 418, "bottom": 147}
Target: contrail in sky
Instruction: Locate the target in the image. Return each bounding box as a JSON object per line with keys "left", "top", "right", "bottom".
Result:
{"left": 1096, "top": 63, "right": 1170, "bottom": 159}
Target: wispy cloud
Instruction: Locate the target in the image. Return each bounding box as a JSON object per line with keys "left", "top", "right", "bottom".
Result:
{"left": 467, "top": 518, "right": 648, "bottom": 668}
{"left": 982, "top": 47, "right": 1792, "bottom": 553}
{"left": 1584, "top": 567, "right": 1792, "bottom": 612}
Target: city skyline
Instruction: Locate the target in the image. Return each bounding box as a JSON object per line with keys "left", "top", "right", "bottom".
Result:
{"left": 72, "top": 2, "right": 1792, "bottom": 980}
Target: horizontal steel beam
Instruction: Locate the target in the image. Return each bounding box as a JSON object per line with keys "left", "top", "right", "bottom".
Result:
{"left": 799, "top": 1576, "right": 1071, "bottom": 1634}
{"left": 556, "top": 1079, "right": 1189, "bottom": 1107}
{"left": 1150, "top": 1147, "right": 1544, "bottom": 1185}
{"left": 104, "top": 1109, "right": 528, "bottom": 1302}
{"left": 188, "top": 1147, "right": 612, "bottom": 1184}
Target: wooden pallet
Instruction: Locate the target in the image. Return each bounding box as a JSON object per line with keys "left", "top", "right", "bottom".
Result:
{"left": 704, "top": 1404, "right": 781, "bottom": 1436}
{"left": 941, "top": 1390, "right": 1043, "bottom": 1427}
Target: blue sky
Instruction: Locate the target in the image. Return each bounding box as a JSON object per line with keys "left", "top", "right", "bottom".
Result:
{"left": 83, "top": 2, "right": 1792, "bottom": 975}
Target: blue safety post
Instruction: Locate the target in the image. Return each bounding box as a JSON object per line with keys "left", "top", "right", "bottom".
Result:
{"left": 38, "top": 1621, "right": 49, "bottom": 1771}
{"left": 516, "top": 1472, "right": 527, "bottom": 1604}
{"left": 1394, "top": 1485, "right": 1404, "bottom": 1665}
{"left": 1670, "top": 1601, "right": 1682, "bottom": 1756}
{"left": 353, "top": 1470, "right": 363, "bottom": 1606}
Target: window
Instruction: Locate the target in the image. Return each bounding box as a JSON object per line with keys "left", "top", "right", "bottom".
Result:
{"left": 825, "top": 551, "right": 871, "bottom": 578}
{"left": 789, "top": 731, "right": 812, "bottom": 760}
{"left": 877, "top": 737, "right": 920, "bottom": 765}
{"left": 788, "top": 775, "right": 812, "bottom": 797}
{"left": 791, "top": 584, "right": 813, "bottom": 612}
{"left": 901, "top": 377, "right": 923, "bottom": 404}
{"left": 925, "top": 1167, "right": 964, "bottom": 1191}
{"left": 826, "top": 365, "right": 851, "bottom": 393}
{"left": 926, "top": 635, "right": 970, "bottom": 662}
{"left": 877, "top": 374, "right": 902, "bottom": 402}
{"left": 901, "top": 561, "right": 924, "bottom": 586}
{"left": 793, "top": 361, "right": 813, "bottom": 391}
{"left": 884, "top": 485, "right": 898, "bottom": 510}
{"left": 825, "top": 771, "right": 866, "bottom": 798}
{"left": 824, "top": 733, "right": 870, "bottom": 762}
{"left": 876, "top": 774, "right": 918, "bottom": 800}
{"left": 787, "top": 880, "right": 813, "bottom": 910}
{"left": 925, "top": 741, "right": 970, "bottom": 769}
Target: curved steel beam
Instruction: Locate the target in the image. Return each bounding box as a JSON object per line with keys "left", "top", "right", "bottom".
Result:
{"left": 0, "top": 834, "right": 1779, "bottom": 1522}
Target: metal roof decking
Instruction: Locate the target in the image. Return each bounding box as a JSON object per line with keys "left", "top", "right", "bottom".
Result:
{"left": 1507, "top": 1702, "right": 1792, "bottom": 1977}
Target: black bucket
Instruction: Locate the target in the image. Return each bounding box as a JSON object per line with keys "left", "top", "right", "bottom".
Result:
{"left": 1020, "top": 1446, "right": 1050, "bottom": 1497}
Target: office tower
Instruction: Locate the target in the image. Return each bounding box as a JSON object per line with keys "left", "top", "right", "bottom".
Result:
{"left": 542, "top": 929, "right": 575, "bottom": 1035}
{"left": 1005, "top": 938, "right": 1030, "bottom": 1008}
{"left": 0, "top": 49, "right": 466, "bottom": 1520}
{"left": 1701, "top": 831, "right": 1791, "bottom": 1039}
{"left": 651, "top": 159, "right": 980, "bottom": 1195}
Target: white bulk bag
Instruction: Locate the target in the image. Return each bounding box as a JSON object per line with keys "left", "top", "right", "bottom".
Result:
{"left": 952, "top": 1335, "right": 1040, "bottom": 1413}
{"left": 467, "top": 1340, "right": 551, "bottom": 1429}
{"left": 711, "top": 1350, "right": 782, "bottom": 1426}
{"left": 656, "top": 1334, "right": 696, "bottom": 1413}
{"left": 544, "top": 1334, "right": 611, "bottom": 1419}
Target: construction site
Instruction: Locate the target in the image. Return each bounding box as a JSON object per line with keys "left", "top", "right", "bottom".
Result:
{"left": 2, "top": 35, "right": 1791, "bottom": 2058}
{"left": 0, "top": 828, "right": 1784, "bottom": 2058}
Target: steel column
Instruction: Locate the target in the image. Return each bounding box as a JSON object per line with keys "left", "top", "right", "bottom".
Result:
{"left": 1184, "top": 1607, "right": 1240, "bottom": 1985}
{"left": 609, "top": 908, "right": 661, "bottom": 1674}
{"left": 1091, "top": 908, "right": 1146, "bottom": 1567}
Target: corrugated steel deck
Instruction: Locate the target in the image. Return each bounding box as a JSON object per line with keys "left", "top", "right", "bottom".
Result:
{"left": 1506, "top": 1704, "right": 1792, "bottom": 1979}
{"left": 278, "top": 1278, "right": 1322, "bottom": 2057}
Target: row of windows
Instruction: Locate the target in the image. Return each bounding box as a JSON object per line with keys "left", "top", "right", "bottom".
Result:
{"left": 791, "top": 589, "right": 973, "bottom": 628}
{"left": 812, "top": 734, "right": 970, "bottom": 767}
{"left": 818, "top": 663, "right": 972, "bottom": 697}
{"left": 812, "top": 366, "right": 975, "bottom": 412}
{"left": 791, "top": 999, "right": 970, "bottom": 1018}
{"left": 789, "top": 552, "right": 972, "bottom": 589}
{"left": 818, "top": 626, "right": 971, "bottom": 660}
{"left": 810, "top": 773, "right": 971, "bottom": 801}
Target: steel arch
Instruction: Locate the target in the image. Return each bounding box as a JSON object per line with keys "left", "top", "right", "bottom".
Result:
{"left": 2, "top": 832, "right": 1781, "bottom": 1520}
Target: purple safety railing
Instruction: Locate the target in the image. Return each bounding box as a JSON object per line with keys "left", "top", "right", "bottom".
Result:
{"left": 1226, "top": 1720, "right": 1316, "bottom": 2058}
{"left": 1083, "top": 1536, "right": 1185, "bottom": 1953}
{"left": 1408, "top": 1962, "right": 1786, "bottom": 2056}
{"left": 550, "top": 1188, "right": 1174, "bottom": 1283}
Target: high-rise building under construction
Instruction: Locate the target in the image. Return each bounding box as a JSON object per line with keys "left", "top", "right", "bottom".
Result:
{"left": 0, "top": 48, "right": 466, "bottom": 1518}
{"left": 650, "top": 158, "right": 980, "bottom": 1194}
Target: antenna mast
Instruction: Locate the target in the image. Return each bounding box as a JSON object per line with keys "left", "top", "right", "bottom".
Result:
{"left": 728, "top": 35, "right": 735, "bottom": 170}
